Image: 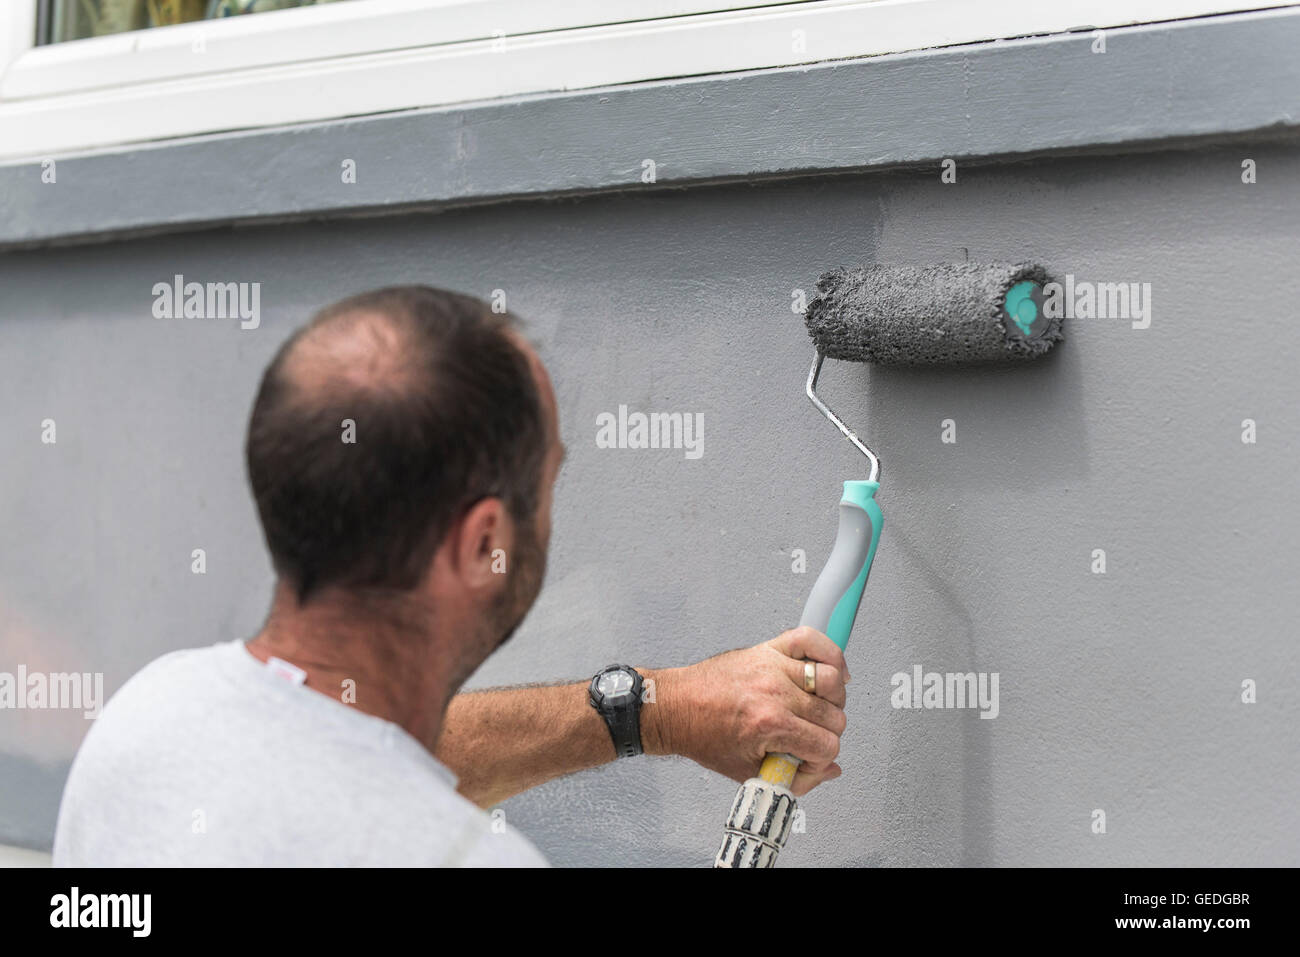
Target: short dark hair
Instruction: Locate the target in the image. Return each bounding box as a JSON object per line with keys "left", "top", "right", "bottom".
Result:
{"left": 246, "top": 285, "right": 547, "bottom": 602}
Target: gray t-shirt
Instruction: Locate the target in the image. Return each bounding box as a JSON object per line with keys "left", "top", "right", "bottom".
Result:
{"left": 53, "top": 639, "right": 548, "bottom": 867}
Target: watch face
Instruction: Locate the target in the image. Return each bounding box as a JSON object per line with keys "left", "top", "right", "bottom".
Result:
{"left": 597, "top": 670, "right": 634, "bottom": 699}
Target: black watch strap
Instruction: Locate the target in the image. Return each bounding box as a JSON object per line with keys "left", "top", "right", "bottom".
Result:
{"left": 605, "top": 701, "right": 643, "bottom": 759}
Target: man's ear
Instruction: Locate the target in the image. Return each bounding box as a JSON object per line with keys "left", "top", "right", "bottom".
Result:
{"left": 448, "top": 497, "right": 512, "bottom": 590}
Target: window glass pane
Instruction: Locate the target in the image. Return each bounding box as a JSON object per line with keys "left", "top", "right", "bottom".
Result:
{"left": 45, "top": 0, "right": 355, "bottom": 44}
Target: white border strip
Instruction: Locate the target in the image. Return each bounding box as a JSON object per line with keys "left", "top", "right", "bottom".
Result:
{"left": 0, "top": 0, "right": 1296, "bottom": 161}
{"left": 6, "top": 0, "right": 816, "bottom": 97}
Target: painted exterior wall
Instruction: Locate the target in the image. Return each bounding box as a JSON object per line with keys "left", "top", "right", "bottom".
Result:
{"left": 2, "top": 132, "right": 1296, "bottom": 866}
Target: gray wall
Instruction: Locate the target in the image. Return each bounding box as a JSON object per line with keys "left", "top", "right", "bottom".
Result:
{"left": 1, "top": 138, "right": 1297, "bottom": 866}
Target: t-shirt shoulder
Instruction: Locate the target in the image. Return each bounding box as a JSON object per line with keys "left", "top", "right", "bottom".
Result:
{"left": 60, "top": 640, "right": 552, "bottom": 867}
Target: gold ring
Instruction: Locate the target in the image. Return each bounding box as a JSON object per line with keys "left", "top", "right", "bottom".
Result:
{"left": 804, "top": 661, "right": 817, "bottom": 694}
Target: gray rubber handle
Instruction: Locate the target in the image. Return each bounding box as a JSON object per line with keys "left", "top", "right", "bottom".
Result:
{"left": 797, "top": 482, "right": 882, "bottom": 649}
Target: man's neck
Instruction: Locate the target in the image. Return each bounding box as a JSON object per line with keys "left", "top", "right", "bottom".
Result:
{"left": 245, "top": 583, "right": 457, "bottom": 755}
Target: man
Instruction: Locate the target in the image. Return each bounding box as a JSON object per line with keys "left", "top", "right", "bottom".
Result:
{"left": 53, "top": 286, "right": 849, "bottom": 866}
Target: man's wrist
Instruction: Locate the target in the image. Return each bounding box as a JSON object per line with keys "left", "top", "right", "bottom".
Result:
{"left": 636, "top": 666, "right": 680, "bottom": 758}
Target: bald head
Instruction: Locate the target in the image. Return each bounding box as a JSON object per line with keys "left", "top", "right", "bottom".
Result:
{"left": 280, "top": 308, "right": 420, "bottom": 404}
{"left": 246, "top": 286, "right": 548, "bottom": 603}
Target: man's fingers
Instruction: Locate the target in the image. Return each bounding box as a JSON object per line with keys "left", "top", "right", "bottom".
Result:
{"left": 768, "top": 626, "right": 851, "bottom": 684}
{"left": 791, "top": 762, "right": 842, "bottom": 798}
{"left": 763, "top": 714, "right": 841, "bottom": 771}
{"left": 787, "top": 687, "right": 848, "bottom": 738}
{"left": 709, "top": 627, "right": 852, "bottom": 795}
{"left": 779, "top": 657, "right": 846, "bottom": 708}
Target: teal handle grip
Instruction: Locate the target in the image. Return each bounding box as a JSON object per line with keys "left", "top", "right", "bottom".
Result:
{"left": 798, "top": 480, "right": 882, "bottom": 651}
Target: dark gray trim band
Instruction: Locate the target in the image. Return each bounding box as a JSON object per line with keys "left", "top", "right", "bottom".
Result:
{"left": 2, "top": 7, "right": 1299, "bottom": 250}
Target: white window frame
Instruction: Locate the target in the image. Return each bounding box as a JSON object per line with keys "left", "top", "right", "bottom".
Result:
{"left": 0, "top": 0, "right": 1295, "bottom": 162}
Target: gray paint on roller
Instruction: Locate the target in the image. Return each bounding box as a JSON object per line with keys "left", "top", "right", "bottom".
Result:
{"left": 805, "top": 263, "right": 1063, "bottom": 366}
{"left": 3, "top": 7, "right": 1300, "bottom": 249}
{"left": 1, "top": 139, "right": 1298, "bottom": 866}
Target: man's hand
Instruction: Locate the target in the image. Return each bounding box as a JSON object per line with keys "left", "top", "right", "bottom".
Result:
{"left": 642, "top": 626, "right": 850, "bottom": 797}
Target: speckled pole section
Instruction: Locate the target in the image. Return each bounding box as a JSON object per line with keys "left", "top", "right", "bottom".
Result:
{"left": 715, "top": 778, "right": 797, "bottom": 868}
{"left": 804, "top": 262, "right": 1063, "bottom": 366}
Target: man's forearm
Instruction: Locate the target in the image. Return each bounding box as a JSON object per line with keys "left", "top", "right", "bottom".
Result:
{"left": 437, "top": 631, "right": 851, "bottom": 807}
{"left": 436, "top": 668, "right": 674, "bottom": 808}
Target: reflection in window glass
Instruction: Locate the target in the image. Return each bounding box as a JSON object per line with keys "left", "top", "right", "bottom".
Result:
{"left": 44, "top": 0, "right": 354, "bottom": 44}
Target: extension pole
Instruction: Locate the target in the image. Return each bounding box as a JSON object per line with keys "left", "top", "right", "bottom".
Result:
{"left": 714, "top": 479, "right": 882, "bottom": 867}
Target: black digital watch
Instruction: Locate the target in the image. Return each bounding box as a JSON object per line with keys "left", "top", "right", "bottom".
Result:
{"left": 588, "top": 664, "right": 644, "bottom": 759}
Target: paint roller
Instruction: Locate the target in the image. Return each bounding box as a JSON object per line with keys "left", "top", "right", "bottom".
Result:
{"left": 714, "top": 262, "right": 1063, "bottom": 868}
